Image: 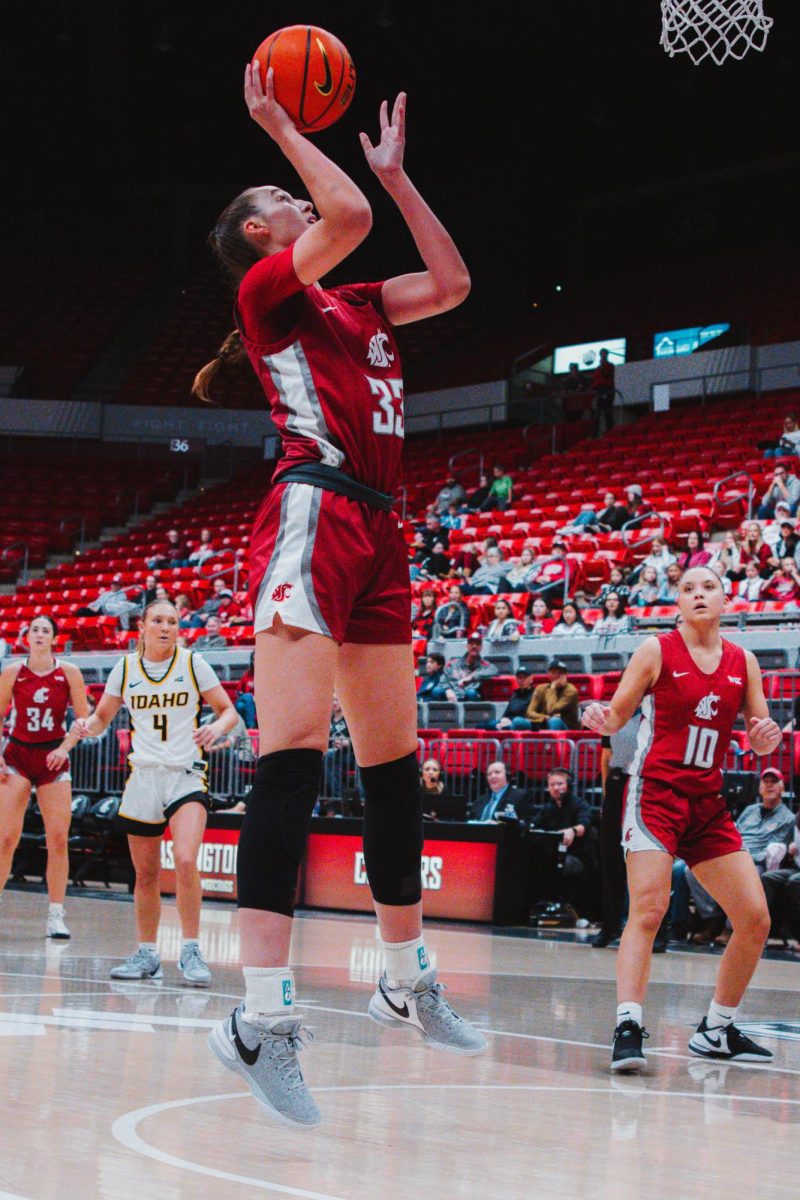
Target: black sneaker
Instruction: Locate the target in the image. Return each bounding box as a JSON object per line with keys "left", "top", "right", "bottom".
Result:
{"left": 592, "top": 926, "right": 622, "bottom": 949}
{"left": 611, "top": 1019, "right": 649, "bottom": 1073}
{"left": 688, "top": 1017, "right": 773, "bottom": 1063}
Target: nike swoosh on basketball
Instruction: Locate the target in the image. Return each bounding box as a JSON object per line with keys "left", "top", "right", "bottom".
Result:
{"left": 673, "top": 671, "right": 689, "bottom": 678}
{"left": 379, "top": 979, "right": 410, "bottom": 1019}
{"left": 314, "top": 38, "right": 333, "bottom": 96}
{"left": 231, "top": 1010, "right": 261, "bottom": 1066}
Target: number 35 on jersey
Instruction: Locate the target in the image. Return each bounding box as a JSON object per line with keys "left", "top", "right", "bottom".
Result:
{"left": 367, "top": 376, "right": 404, "bottom": 438}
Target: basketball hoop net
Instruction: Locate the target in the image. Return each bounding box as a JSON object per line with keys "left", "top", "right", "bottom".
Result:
{"left": 660, "top": 0, "right": 772, "bottom": 66}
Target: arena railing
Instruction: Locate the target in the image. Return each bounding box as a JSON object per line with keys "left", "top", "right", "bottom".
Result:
{"left": 712, "top": 470, "right": 757, "bottom": 522}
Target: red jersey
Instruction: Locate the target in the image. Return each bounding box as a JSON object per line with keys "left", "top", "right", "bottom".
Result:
{"left": 7, "top": 660, "right": 71, "bottom": 744}
{"left": 236, "top": 247, "right": 403, "bottom": 495}
{"left": 629, "top": 629, "right": 747, "bottom": 798}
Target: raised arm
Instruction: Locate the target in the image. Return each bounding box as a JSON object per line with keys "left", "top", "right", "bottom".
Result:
{"left": 360, "top": 94, "right": 470, "bottom": 325}
{"left": 244, "top": 64, "right": 372, "bottom": 285}
{"left": 583, "top": 637, "right": 662, "bottom": 735}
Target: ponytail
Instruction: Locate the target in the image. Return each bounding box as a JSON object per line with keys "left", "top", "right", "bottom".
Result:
{"left": 191, "top": 329, "right": 246, "bottom": 403}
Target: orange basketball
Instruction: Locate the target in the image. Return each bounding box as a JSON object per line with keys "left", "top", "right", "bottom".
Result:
{"left": 253, "top": 25, "right": 356, "bottom": 134}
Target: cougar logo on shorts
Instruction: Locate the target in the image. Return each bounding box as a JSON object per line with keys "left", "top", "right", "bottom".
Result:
{"left": 271, "top": 582, "right": 294, "bottom": 602}
{"left": 624, "top": 827, "right": 633, "bottom": 842}
{"left": 694, "top": 692, "right": 720, "bottom": 721}
{"left": 32, "top": 687, "right": 49, "bottom": 704}
{"left": 367, "top": 330, "right": 394, "bottom": 368}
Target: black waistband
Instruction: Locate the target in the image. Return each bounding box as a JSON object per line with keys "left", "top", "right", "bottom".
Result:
{"left": 274, "top": 464, "right": 396, "bottom": 513}
{"left": 8, "top": 735, "right": 63, "bottom": 750}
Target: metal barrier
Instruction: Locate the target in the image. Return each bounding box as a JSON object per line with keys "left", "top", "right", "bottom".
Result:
{"left": 712, "top": 470, "right": 756, "bottom": 523}
{"left": 426, "top": 738, "right": 502, "bottom": 811}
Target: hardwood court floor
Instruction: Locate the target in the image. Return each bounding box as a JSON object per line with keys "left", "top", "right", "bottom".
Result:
{"left": 2, "top": 890, "right": 799, "bottom": 1200}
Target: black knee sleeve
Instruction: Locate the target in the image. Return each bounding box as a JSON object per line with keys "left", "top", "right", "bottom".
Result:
{"left": 361, "top": 751, "right": 423, "bottom": 906}
{"left": 237, "top": 749, "right": 322, "bottom": 916}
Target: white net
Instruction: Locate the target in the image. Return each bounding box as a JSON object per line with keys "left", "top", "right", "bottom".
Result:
{"left": 660, "top": 0, "right": 773, "bottom": 66}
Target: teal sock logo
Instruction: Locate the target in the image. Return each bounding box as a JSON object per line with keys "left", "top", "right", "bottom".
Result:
{"left": 417, "top": 947, "right": 429, "bottom": 971}
{"left": 282, "top": 978, "right": 293, "bottom": 1007}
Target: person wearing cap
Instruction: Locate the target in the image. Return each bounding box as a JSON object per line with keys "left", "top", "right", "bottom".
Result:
{"left": 686, "top": 767, "right": 796, "bottom": 945}
{"left": 761, "top": 801, "right": 800, "bottom": 943}
{"left": 484, "top": 668, "right": 537, "bottom": 730}
{"left": 85, "top": 573, "right": 140, "bottom": 630}
{"left": 441, "top": 636, "right": 498, "bottom": 701}
{"left": 522, "top": 660, "right": 580, "bottom": 731}
{"left": 757, "top": 462, "right": 800, "bottom": 520}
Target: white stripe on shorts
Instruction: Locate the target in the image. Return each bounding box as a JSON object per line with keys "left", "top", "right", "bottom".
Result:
{"left": 254, "top": 484, "right": 332, "bottom": 638}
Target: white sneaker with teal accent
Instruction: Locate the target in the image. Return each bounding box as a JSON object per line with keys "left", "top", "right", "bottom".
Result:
{"left": 368, "top": 969, "right": 487, "bottom": 1055}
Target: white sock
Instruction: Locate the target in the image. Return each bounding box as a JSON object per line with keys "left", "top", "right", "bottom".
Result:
{"left": 382, "top": 937, "right": 430, "bottom": 987}
{"left": 48, "top": 903, "right": 64, "bottom": 915}
{"left": 617, "top": 1002, "right": 643, "bottom": 1027}
{"left": 707, "top": 999, "right": 736, "bottom": 1029}
{"left": 139, "top": 942, "right": 158, "bottom": 955}
{"left": 182, "top": 938, "right": 199, "bottom": 951}
{"left": 242, "top": 966, "right": 295, "bottom": 1023}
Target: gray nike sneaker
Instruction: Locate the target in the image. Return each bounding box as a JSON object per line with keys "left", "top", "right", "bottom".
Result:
{"left": 208, "top": 1004, "right": 321, "bottom": 1129}
{"left": 368, "top": 969, "right": 488, "bottom": 1055}
{"left": 109, "top": 948, "right": 163, "bottom": 981}
{"left": 179, "top": 943, "right": 211, "bottom": 987}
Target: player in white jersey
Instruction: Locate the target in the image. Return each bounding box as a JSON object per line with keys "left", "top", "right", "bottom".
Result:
{"left": 67, "top": 601, "right": 238, "bottom": 985}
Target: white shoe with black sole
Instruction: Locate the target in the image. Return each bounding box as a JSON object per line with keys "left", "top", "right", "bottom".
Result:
{"left": 688, "top": 1017, "right": 773, "bottom": 1062}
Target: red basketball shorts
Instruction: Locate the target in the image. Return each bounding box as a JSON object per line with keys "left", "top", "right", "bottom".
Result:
{"left": 622, "top": 775, "right": 742, "bottom": 868}
{"left": 3, "top": 739, "right": 71, "bottom": 788}
{"left": 249, "top": 482, "right": 412, "bottom": 645}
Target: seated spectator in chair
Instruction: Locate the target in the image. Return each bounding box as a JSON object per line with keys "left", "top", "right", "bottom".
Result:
{"left": 628, "top": 565, "right": 661, "bottom": 607}
{"left": 520, "top": 659, "right": 580, "bottom": 730}
{"left": 763, "top": 501, "right": 794, "bottom": 557}
{"left": 709, "top": 530, "right": 742, "bottom": 580}
{"left": 468, "top": 761, "right": 529, "bottom": 822}
{"left": 763, "top": 557, "right": 800, "bottom": 605}
{"left": 595, "top": 492, "right": 629, "bottom": 533}
{"left": 558, "top": 502, "right": 599, "bottom": 536}
{"left": 450, "top": 540, "right": 480, "bottom": 580}
{"left": 442, "top": 634, "right": 498, "bottom": 700}
{"left": 411, "top": 588, "right": 438, "bottom": 639}
{"left": 528, "top": 542, "right": 569, "bottom": 603}
{"left": 189, "top": 577, "right": 234, "bottom": 626}
{"left": 596, "top": 565, "right": 631, "bottom": 606}
{"left": 736, "top": 559, "right": 767, "bottom": 603}
{"left": 481, "top": 464, "right": 514, "bottom": 512}
{"left": 551, "top": 600, "right": 591, "bottom": 638}
{"left": 504, "top": 546, "right": 537, "bottom": 592}
{"left": 761, "top": 805, "right": 800, "bottom": 943}
{"left": 147, "top": 528, "right": 188, "bottom": 570}
{"left": 174, "top": 593, "right": 194, "bottom": 629}
{"left": 739, "top": 521, "right": 772, "bottom": 578}
{"left": 676, "top": 530, "right": 711, "bottom": 572}
{"left": 226, "top": 594, "right": 254, "bottom": 626}
{"left": 637, "top": 537, "right": 677, "bottom": 584}
{"left": 709, "top": 559, "right": 733, "bottom": 597}
{"left": 421, "top": 540, "right": 452, "bottom": 580}
{"left": 323, "top": 695, "right": 352, "bottom": 800}
{"left": 592, "top": 591, "right": 631, "bottom": 636}
{"left": 688, "top": 767, "right": 796, "bottom": 945}
{"left": 484, "top": 597, "right": 521, "bottom": 642}
{"left": 421, "top": 513, "right": 449, "bottom": 555}
{"left": 440, "top": 502, "right": 464, "bottom": 531}
{"left": 418, "top": 652, "right": 449, "bottom": 702}
{"left": 409, "top": 531, "right": 429, "bottom": 580}
{"left": 187, "top": 528, "right": 217, "bottom": 569}
{"left": 431, "top": 474, "right": 466, "bottom": 516}
{"left": 528, "top": 767, "right": 597, "bottom": 916}
{"left": 83, "top": 573, "right": 140, "bottom": 630}
{"left": 135, "top": 574, "right": 159, "bottom": 610}
{"left": 433, "top": 585, "right": 470, "bottom": 639}
{"left": 657, "top": 561, "right": 683, "bottom": 604}
{"left": 466, "top": 473, "right": 491, "bottom": 512}
{"left": 462, "top": 546, "right": 511, "bottom": 595}
{"left": 624, "top": 483, "right": 651, "bottom": 522}
{"left": 765, "top": 516, "right": 798, "bottom": 567}
{"left": 485, "top": 667, "right": 537, "bottom": 730}
{"left": 235, "top": 652, "right": 257, "bottom": 728}
{"left": 420, "top": 758, "right": 459, "bottom": 821}
{"left": 762, "top": 413, "right": 800, "bottom": 458}
{"left": 193, "top": 615, "right": 228, "bottom": 650}
{"left": 525, "top": 596, "right": 556, "bottom": 635}
{"left": 154, "top": 584, "right": 172, "bottom": 604}
{"left": 757, "top": 463, "right": 800, "bottom": 519}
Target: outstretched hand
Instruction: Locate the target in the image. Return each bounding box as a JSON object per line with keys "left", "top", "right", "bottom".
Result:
{"left": 360, "top": 93, "right": 406, "bottom": 182}
{"left": 244, "top": 62, "right": 298, "bottom": 142}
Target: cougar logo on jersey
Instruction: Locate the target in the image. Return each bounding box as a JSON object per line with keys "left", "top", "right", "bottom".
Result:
{"left": 694, "top": 692, "right": 720, "bottom": 720}
{"left": 32, "top": 687, "right": 49, "bottom": 704}
{"left": 367, "top": 330, "right": 394, "bottom": 368}
{"left": 271, "top": 582, "right": 294, "bottom": 602}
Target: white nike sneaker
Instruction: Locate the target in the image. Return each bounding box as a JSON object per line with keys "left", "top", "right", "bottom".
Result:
{"left": 368, "top": 969, "right": 487, "bottom": 1055}
{"left": 46, "top": 909, "right": 71, "bottom": 940}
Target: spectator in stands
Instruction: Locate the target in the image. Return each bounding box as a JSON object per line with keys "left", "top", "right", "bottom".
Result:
{"left": 709, "top": 559, "right": 733, "bottom": 597}
{"left": 592, "top": 348, "right": 616, "bottom": 434}
{"left": 525, "top": 596, "right": 556, "bottom": 635}
{"left": 422, "top": 540, "right": 452, "bottom": 580}
{"left": 174, "top": 592, "right": 194, "bottom": 628}
{"left": 420, "top": 758, "right": 457, "bottom": 821}
{"left": 763, "top": 557, "right": 800, "bottom": 605}
{"left": 638, "top": 537, "right": 677, "bottom": 583}
{"left": 187, "top": 528, "right": 217, "bottom": 569}
{"left": 154, "top": 584, "right": 171, "bottom": 603}
{"left": 432, "top": 584, "right": 470, "bottom": 639}
{"left": 485, "top": 668, "right": 536, "bottom": 731}
{"left": 411, "top": 588, "right": 438, "bottom": 638}
{"left": 442, "top": 635, "right": 498, "bottom": 701}
{"left": 84, "top": 573, "right": 140, "bottom": 630}
{"left": 596, "top": 492, "right": 629, "bottom": 533}
{"left": 226, "top": 593, "right": 254, "bottom": 627}
{"left": 418, "top": 652, "right": 449, "bottom": 702}
{"left": 462, "top": 546, "right": 511, "bottom": 595}
{"left": 431, "top": 474, "right": 466, "bottom": 515}
{"left": 739, "top": 521, "right": 772, "bottom": 577}
{"left": 528, "top": 541, "right": 569, "bottom": 603}
{"left": 709, "top": 530, "right": 742, "bottom": 579}
{"left": 323, "top": 695, "right": 352, "bottom": 799}
{"left": 481, "top": 465, "right": 514, "bottom": 512}
{"left": 737, "top": 560, "right": 768, "bottom": 602}
{"left": 421, "top": 513, "right": 448, "bottom": 555}
{"left": 769, "top": 518, "right": 798, "bottom": 565}
{"left": 592, "top": 591, "right": 631, "bottom": 636}
{"left": 522, "top": 660, "right": 580, "bottom": 730}
{"left": 559, "top": 502, "right": 600, "bottom": 536}
{"left": 657, "top": 561, "right": 683, "bottom": 604}
{"left": 147, "top": 528, "right": 188, "bottom": 570}
{"left": 440, "top": 502, "right": 464, "bottom": 531}
{"left": 466, "top": 473, "right": 491, "bottom": 511}
{"left": 194, "top": 615, "right": 228, "bottom": 649}
{"left": 551, "top": 601, "right": 590, "bottom": 638}
{"left": 468, "top": 761, "right": 529, "bottom": 822}
{"left": 758, "top": 463, "right": 800, "bottom": 519}
{"left": 235, "top": 652, "right": 257, "bottom": 728}
{"left": 624, "top": 484, "right": 650, "bottom": 522}
{"left": 560, "top": 362, "right": 588, "bottom": 422}
{"left": 687, "top": 767, "right": 795, "bottom": 945}
{"left": 484, "top": 598, "right": 520, "bottom": 642}
{"left": 762, "top": 414, "right": 800, "bottom": 458}
{"left": 189, "top": 577, "right": 234, "bottom": 626}
{"left": 628, "top": 566, "right": 661, "bottom": 607}
{"left": 676, "top": 530, "right": 711, "bottom": 572}
{"left": 135, "top": 573, "right": 159, "bottom": 609}
{"left": 504, "top": 546, "right": 537, "bottom": 591}
{"left": 409, "top": 531, "right": 429, "bottom": 580}
{"left": 763, "top": 500, "right": 794, "bottom": 550}
{"left": 450, "top": 539, "right": 480, "bottom": 580}
{"left": 528, "top": 768, "right": 597, "bottom": 917}
{"left": 761, "top": 805, "right": 800, "bottom": 942}
{"left": 596, "top": 566, "right": 631, "bottom": 606}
